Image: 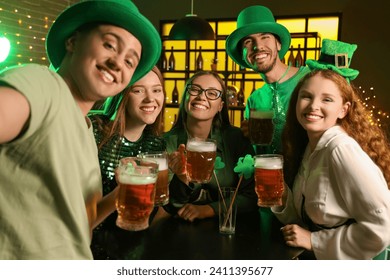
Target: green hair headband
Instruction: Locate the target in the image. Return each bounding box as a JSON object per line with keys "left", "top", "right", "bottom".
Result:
{"left": 306, "top": 39, "right": 360, "bottom": 81}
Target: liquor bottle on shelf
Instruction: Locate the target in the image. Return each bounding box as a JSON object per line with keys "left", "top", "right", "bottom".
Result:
{"left": 251, "top": 81, "right": 257, "bottom": 95}
{"left": 171, "top": 80, "right": 179, "bottom": 104}
{"left": 161, "top": 46, "right": 167, "bottom": 71}
{"left": 196, "top": 46, "right": 203, "bottom": 71}
{"left": 168, "top": 46, "right": 175, "bottom": 71}
{"left": 211, "top": 57, "right": 218, "bottom": 72}
{"left": 227, "top": 85, "right": 237, "bottom": 106}
{"left": 287, "top": 45, "right": 295, "bottom": 67}
{"left": 295, "top": 44, "right": 303, "bottom": 67}
{"left": 237, "top": 85, "right": 245, "bottom": 107}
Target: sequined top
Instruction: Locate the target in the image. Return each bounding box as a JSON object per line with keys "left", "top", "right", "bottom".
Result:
{"left": 89, "top": 114, "right": 166, "bottom": 259}
{"left": 90, "top": 115, "right": 166, "bottom": 195}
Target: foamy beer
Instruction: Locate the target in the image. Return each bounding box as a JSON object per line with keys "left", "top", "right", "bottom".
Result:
{"left": 254, "top": 154, "right": 284, "bottom": 207}
{"left": 116, "top": 157, "right": 158, "bottom": 231}
{"left": 249, "top": 109, "right": 274, "bottom": 145}
{"left": 138, "top": 151, "right": 169, "bottom": 206}
{"left": 186, "top": 138, "right": 217, "bottom": 184}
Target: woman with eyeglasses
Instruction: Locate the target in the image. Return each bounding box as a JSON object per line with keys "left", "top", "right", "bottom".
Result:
{"left": 160, "top": 71, "right": 258, "bottom": 222}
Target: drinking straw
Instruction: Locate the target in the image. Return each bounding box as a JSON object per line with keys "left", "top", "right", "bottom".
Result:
{"left": 214, "top": 156, "right": 227, "bottom": 211}
{"left": 214, "top": 170, "right": 227, "bottom": 211}
{"left": 222, "top": 154, "right": 255, "bottom": 227}
{"left": 222, "top": 175, "right": 243, "bottom": 227}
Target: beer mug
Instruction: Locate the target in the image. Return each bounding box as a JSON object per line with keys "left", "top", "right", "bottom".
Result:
{"left": 185, "top": 138, "right": 217, "bottom": 184}
{"left": 254, "top": 154, "right": 284, "bottom": 207}
{"left": 249, "top": 109, "right": 274, "bottom": 145}
{"left": 115, "top": 157, "right": 158, "bottom": 231}
{"left": 138, "top": 151, "right": 169, "bottom": 206}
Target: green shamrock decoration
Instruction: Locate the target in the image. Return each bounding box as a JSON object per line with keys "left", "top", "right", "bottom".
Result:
{"left": 234, "top": 154, "right": 254, "bottom": 179}
{"left": 214, "top": 156, "right": 225, "bottom": 173}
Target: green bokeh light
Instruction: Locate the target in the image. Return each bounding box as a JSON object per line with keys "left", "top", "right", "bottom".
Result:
{"left": 0, "top": 36, "right": 11, "bottom": 63}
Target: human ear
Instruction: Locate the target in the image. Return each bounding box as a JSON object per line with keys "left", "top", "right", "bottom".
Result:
{"left": 276, "top": 41, "right": 282, "bottom": 52}
{"left": 218, "top": 101, "right": 224, "bottom": 112}
{"left": 65, "top": 33, "right": 78, "bottom": 52}
{"left": 338, "top": 102, "right": 351, "bottom": 119}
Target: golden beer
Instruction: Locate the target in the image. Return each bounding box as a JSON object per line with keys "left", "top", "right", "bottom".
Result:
{"left": 254, "top": 154, "right": 284, "bottom": 207}
{"left": 138, "top": 152, "right": 169, "bottom": 206}
{"left": 186, "top": 138, "right": 217, "bottom": 184}
{"left": 154, "top": 168, "right": 169, "bottom": 206}
{"left": 116, "top": 157, "right": 158, "bottom": 231}
{"left": 249, "top": 110, "right": 274, "bottom": 145}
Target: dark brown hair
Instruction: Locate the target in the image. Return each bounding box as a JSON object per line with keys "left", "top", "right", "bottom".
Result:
{"left": 171, "top": 71, "right": 231, "bottom": 131}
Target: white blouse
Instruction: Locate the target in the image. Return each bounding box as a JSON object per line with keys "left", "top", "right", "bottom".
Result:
{"left": 272, "top": 125, "right": 390, "bottom": 259}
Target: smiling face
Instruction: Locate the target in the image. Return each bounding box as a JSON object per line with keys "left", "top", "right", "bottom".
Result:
{"left": 241, "top": 32, "right": 281, "bottom": 73}
{"left": 62, "top": 24, "right": 142, "bottom": 104}
{"left": 184, "top": 74, "right": 224, "bottom": 123}
{"left": 296, "top": 73, "right": 350, "bottom": 144}
{"left": 124, "top": 70, "right": 165, "bottom": 128}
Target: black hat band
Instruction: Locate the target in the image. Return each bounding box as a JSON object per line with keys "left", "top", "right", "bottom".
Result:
{"left": 318, "top": 53, "right": 349, "bottom": 68}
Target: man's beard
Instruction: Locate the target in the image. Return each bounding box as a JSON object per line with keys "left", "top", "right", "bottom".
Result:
{"left": 254, "top": 56, "right": 277, "bottom": 74}
{"left": 242, "top": 47, "right": 277, "bottom": 74}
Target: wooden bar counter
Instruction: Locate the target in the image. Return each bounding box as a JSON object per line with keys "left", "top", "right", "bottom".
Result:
{"left": 100, "top": 209, "right": 304, "bottom": 260}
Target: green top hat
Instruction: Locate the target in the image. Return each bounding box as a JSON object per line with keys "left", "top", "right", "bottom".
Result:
{"left": 226, "top": 5, "right": 291, "bottom": 69}
{"left": 46, "top": 0, "right": 161, "bottom": 86}
{"left": 306, "top": 39, "right": 359, "bottom": 80}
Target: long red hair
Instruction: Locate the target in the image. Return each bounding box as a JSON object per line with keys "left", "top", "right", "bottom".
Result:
{"left": 283, "top": 69, "right": 390, "bottom": 188}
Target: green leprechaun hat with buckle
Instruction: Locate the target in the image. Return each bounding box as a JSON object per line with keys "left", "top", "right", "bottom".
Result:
{"left": 226, "top": 5, "right": 291, "bottom": 69}
{"left": 306, "top": 38, "right": 360, "bottom": 80}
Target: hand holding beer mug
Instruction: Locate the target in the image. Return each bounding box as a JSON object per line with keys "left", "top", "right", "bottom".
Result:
{"left": 249, "top": 109, "right": 274, "bottom": 145}
{"left": 254, "top": 154, "right": 284, "bottom": 207}
{"left": 138, "top": 151, "right": 169, "bottom": 206}
{"left": 185, "top": 138, "right": 217, "bottom": 184}
{"left": 116, "top": 157, "right": 158, "bottom": 231}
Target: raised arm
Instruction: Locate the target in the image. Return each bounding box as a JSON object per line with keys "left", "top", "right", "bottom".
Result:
{"left": 0, "top": 86, "right": 30, "bottom": 144}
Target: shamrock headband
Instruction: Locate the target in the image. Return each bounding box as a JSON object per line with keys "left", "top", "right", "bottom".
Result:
{"left": 306, "top": 39, "right": 359, "bottom": 81}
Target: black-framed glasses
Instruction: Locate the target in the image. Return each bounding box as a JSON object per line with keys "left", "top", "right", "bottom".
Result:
{"left": 186, "top": 84, "right": 222, "bottom": 100}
